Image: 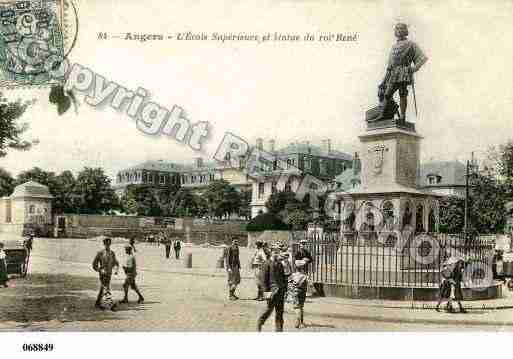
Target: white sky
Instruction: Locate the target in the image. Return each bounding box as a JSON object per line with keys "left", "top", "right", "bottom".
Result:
{"left": 1, "top": 0, "right": 512, "bottom": 179}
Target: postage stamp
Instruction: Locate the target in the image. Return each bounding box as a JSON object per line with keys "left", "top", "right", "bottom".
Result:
{"left": 0, "top": 0, "right": 69, "bottom": 88}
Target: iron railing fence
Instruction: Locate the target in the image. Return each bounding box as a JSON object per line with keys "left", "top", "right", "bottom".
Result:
{"left": 292, "top": 232, "right": 494, "bottom": 288}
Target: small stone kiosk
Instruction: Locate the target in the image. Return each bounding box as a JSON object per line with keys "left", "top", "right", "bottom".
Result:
{"left": 0, "top": 181, "right": 53, "bottom": 237}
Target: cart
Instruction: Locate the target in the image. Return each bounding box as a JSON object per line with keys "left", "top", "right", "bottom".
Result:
{"left": 3, "top": 240, "right": 30, "bottom": 278}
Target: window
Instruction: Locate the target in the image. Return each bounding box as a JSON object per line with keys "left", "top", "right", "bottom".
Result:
{"left": 142, "top": 173, "right": 147, "bottom": 183}
{"left": 271, "top": 181, "right": 277, "bottom": 193}
{"left": 29, "top": 205, "right": 35, "bottom": 214}
{"left": 286, "top": 159, "right": 292, "bottom": 169}
{"left": 209, "top": 174, "right": 215, "bottom": 181}
{"left": 160, "top": 174, "right": 165, "bottom": 184}
{"left": 191, "top": 175, "right": 196, "bottom": 183}
{"left": 284, "top": 179, "right": 292, "bottom": 192}
{"left": 427, "top": 174, "right": 442, "bottom": 185}
{"left": 258, "top": 183, "right": 265, "bottom": 199}
{"left": 304, "top": 158, "right": 311, "bottom": 171}
{"left": 117, "top": 174, "right": 122, "bottom": 183}
{"left": 416, "top": 204, "right": 424, "bottom": 233}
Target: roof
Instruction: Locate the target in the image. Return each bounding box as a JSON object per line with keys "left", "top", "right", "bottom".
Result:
{"left": 333, "top": 168, "right": 361, "bottom": 192}
{"left": 10, "top": 181, "right": 53, "bottom": 199}
{"left": 122, "top": 160, "right": 217, "bottom": 174}
{"left": 274, "top": 143, "right": 352, "bottom": 161}
{"left": 332, "top": 161, "right": 464, "bottom": 194}
{"left": 418, "top": 161, "right": 466, "bottom": 187}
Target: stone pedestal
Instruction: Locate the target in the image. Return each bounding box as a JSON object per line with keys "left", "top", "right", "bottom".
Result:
{"left": 333, "top": 121, "right": 440, "bottom": 238}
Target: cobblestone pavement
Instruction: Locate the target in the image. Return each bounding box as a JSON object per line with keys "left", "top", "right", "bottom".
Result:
{"left": 1, "top": 237, "right": 513, "bottom": 331}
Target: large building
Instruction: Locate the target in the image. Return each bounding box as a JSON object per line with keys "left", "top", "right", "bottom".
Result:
{"left": 249, "top": 138, "right": 353, "bottom": 217}
{"left": 113, "top": 158, "right": 218, "bottom": 197}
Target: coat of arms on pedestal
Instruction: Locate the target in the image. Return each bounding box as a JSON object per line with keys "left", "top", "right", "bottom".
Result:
{"left": 370, "top": 145, "right": 387, "bottom": 175}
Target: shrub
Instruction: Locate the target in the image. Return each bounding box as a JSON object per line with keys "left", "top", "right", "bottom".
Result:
{"left": 246, "top": 212, "right": 290, "bottom": 232}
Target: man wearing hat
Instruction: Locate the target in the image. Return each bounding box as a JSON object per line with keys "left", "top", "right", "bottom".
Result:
{"left": 257, "top": 244, "right": 287, "bottom": 332}
{"left": 294, "top": 239, "right": 313, "bottom": 272}
{"left": 120, "top": 244, "right": 144, "bottom": 304}
{"left": 92, "top": 237, "right": 119, "bottom": 309}
{"left": 225, "top": 238, "right": 241, "bottom": 300}
{"left": 251, "top": 241, "right": 267, "bottom": 301}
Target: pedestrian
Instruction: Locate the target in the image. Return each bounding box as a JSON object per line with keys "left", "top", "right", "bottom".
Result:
{"left": 225, "top": 239, "right": 241, "bottom": 300}
{"left": 120, "top": 245, "right": 144, "bottom": 304}
{"left": 290, "top": 260, "right": 308, "bottom": 329}
{"left": 24, "top": 232, "right": 34, "bottom": 253}
{"left": 173, "top": 238, "right": 182, "bottom": 259}
{"left": 251, "top": 241, "right": 267, "bottom": 301}
{"left": 92, "top": 237, "right": 119, "bottom": 310}
{"left": 257, "top": 244, "right": 287, "bottom": 332}
{"left": 263, "top": 242, "right": 271, "bottom": 260}
{"left": 281, "top": 251, "right": 293, "bottom": 301}
{"left": 294, "top": 239, "right": 313, "bottom": 272}
{"left": 0, "top": 242, "right": 8, "bottom": 288}
{"left": 129, "top": 236, "right": 137, "bottom": 253}
{"left": 164, "top": 235, "right": 171, "bottom": 259}
{"left": 436, "top": 258, "right": 467, "bottom": 313}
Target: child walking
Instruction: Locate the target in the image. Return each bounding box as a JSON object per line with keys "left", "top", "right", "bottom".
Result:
{"left": 290, "top": 260, "right": 308, "bottom": 328}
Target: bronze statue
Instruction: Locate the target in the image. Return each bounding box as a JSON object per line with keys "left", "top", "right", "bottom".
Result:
{"left": 378, "top": 23, "right": 428, "bottom": 121}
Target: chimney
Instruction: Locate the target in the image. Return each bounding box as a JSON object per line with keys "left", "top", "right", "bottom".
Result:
{"left": 195, "top": 157, "right": 203, "bottom": 168}
{"left": 268, "top": 139, "right": 275, "bottom": 152}
{"left": 256, "top": 138, "right": 263, "bottom": 150}
{"left": 352, "top": 152, "right": 361, "bottom": 174}
{"left": 321, "top": 139, "right": 331, "bottom": 154}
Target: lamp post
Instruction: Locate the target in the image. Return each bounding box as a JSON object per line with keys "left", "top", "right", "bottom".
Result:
{"left": 464, "top": 152, "right": 478, "bottom": 238}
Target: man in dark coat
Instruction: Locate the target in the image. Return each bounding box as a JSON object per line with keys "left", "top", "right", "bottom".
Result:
{"left": 163, "top": 234, "right": 171, "bottom": 259}
{"left": 225, "top": 239, "right": 241, "bottom": 300}
{"left": 92, "top": 237, "right": 119, "bottom": 309}
{"left": 257, "top": 244, "right": 287, "bottom": 332}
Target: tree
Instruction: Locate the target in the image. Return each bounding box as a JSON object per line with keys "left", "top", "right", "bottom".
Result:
{"left": 238, "top": 188, "right": 251, "bottom": 220}
{"left": 0, "top": 95, "right": 37, "bottom": 157}
{"left": 167, "top": 187, "right": 205, "bottom": 217}
{"left": 52, "top": 170, "right": 76, "bottom": 214}
{"left": 0, "top": 168, "right": 14, "bottom": 197}
{"left": 265, "top": 190, "right": 310, "bottom": 229}
{"left": 468, "top": 173, "right": 509, "bottom": 234}
{"left": 265, "top": 191, "right": 299, "bottom": 215}
{"left": 120, "top": 185, "right": 161, "bottom": 216}
{"left": 16, "top": 167, "right": 57, "bottom": 189}
{"left": 439, "top": 196, "right": 464, "bottom": 233}
{"left": 286, "top": 209, "right": 311, "bottom": 230}
{"left": 73, "top": 167, "right": 118, "bottom": 214}
{"left": 202, "top": 180, "right": 241, "bottom": 219}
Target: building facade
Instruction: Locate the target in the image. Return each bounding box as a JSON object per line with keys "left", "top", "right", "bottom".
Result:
{"left": 249, "top": 138, "right": 353, "bottom": 218}
{"left": 113, "top": 158, "right": 218, "bottom": 197}
{"left": 0, "top": 181, "right": 53, "bottom": 236}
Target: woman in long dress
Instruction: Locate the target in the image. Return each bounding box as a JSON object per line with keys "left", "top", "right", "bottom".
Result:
{"left": 0, "top": 242, "right": 9, "bottom": 287}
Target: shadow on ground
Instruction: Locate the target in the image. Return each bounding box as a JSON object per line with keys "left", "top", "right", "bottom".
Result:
{"left": 0, "top": 273, "right": 135, "bottom": 325}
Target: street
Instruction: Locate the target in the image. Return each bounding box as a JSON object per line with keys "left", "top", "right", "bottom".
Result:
{"left": 1, "top": 237, "right": 513, "bottom": 331}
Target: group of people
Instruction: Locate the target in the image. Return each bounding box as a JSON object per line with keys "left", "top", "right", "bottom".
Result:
{"left": 223, "top": 238, "right": 313, "bottom": 331}
{"left": 92, "top": 237, "right": 144, "bottom": 310}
